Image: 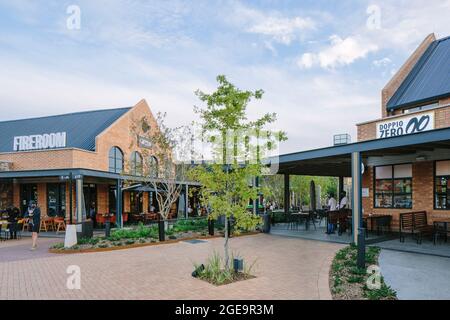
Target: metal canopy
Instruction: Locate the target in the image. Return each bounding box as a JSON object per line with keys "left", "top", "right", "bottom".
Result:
{"left": 277, "top": 126, "right": 450, "bottom": 177}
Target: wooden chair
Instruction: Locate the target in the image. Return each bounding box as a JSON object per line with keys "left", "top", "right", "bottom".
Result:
{"left": 54, "top": 217, "right": 66, "bottom": 234}
{"left": 96, "top": 214, "right": 106, "bottom": 228}
{"left": 21, "top": 218, "right": 30, "bottom": 232}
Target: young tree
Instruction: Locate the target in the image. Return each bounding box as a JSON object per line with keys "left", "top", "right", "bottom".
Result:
{"left": 189, "top": 75, "right": 286, "bottom": 269}
{"left": 127, "top": 112, "right": 193, "bottom": 223}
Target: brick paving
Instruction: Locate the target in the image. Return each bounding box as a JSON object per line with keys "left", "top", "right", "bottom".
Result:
{"left": 0, "top": 234, "right": 343, "bottom": 300}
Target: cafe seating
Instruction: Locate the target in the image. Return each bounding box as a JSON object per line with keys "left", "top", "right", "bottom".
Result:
{"left": 39, "top": 216, "right": 55, "bottom": 232}
{"left": 54, "top": 217, "right": 66, "bottom": 234}
{"left": 399, "top": 211, "right": 433, "bottom": 244}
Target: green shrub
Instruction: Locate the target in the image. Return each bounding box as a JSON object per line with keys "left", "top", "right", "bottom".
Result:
{"left": 78, "top": 237, "right": 100, "bottom": 245}
{"left": 172, "top": 218, "right": 208, "bottom": 233}
{"left": 195, "top": 251, "right": 234, "bottom": 286}
{"left": 51, "top": 242, "right": 64, "bottom": 249}
{"left": 109, "top": 223, "right": 158, "bottom": 241}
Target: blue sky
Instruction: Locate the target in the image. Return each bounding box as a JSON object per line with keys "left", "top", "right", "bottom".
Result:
{"left": 0, "top": 0, "right": 449, "bottom": 153}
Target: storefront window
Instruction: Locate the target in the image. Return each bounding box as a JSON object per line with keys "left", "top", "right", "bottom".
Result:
{"left": 47, "top": 184, "right": 66, "bottom": 217}
{"left": 435, "top": 160, "right": 450, "bottom": 210}
{"left": 109, "top": 185, "right": 116, "bottom": 213}
{"left": 108, "top": 147, "right": 124, "bottom": 173}
{"left": 374, "top": 164, "right": 412, "bottom": 209}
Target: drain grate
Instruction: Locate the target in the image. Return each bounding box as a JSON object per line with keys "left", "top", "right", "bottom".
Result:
{"left": 183, "top": 239, "right": 207, "bottom": 244}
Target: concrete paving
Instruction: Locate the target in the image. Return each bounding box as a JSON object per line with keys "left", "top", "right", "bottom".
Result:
{"left": 379, "top": 249, "right": 450, "bottom": 300}
{"left": 0, "top": 234, "right": 343, "bottom": 300}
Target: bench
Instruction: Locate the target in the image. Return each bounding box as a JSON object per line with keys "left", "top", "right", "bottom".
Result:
{"left": 399, "top": 211, "right": 434, "bottom": 244}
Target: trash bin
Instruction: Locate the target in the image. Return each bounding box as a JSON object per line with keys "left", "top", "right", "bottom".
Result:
{"left": 208, "top": 219, "right": 214, "bottom": 236}
{"left": 262, "top": 214, "right": 271, "bottom": 233}
{"left": 76, "top": 220, "right": 93, "bottom": 239}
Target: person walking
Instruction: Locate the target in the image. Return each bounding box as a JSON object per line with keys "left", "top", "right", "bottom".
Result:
{"left": 26, "top": 201, "right": 41, "bottom": 250}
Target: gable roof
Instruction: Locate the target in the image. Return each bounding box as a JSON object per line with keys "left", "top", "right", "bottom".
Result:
{"left": 0, "top": 107, "right": 131, "bottom": 153}
{"left": 387, "top": 36, "right": 450, "bottom": 111}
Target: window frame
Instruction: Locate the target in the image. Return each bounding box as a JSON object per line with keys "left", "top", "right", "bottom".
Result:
{"left": 108, "top": 146, "right": 124, "bottom": 174}
{"left": 434, "top": 160, "right": 450, "bottom": 210}
{"left": 373, "top": 164, "right": 413, "bottom": 209}
{"left": 130, "top": 151, "right": 143, "bottom": 176}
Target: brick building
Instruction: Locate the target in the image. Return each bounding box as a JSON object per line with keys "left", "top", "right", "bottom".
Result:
{"left": 277, "top": 33, "right": 450, "bottom": 242}
{"left": 0, "top": 99, "right": 197, "bottom": 226}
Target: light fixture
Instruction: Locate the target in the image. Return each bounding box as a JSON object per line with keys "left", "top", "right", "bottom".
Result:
{"left": 416, "top": 155, "right": 427, "bottom": 162}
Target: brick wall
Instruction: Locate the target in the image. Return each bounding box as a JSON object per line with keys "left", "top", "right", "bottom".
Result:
{"left": 362, "top": 161, "right": 450, "bottom": 230}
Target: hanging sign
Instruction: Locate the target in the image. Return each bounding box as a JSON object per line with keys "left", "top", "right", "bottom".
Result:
{"left": 138, "top": 135, "right": 152, "bottom": 149}
{"left": 376, "top": 112, "right": 434, "bottom": 139}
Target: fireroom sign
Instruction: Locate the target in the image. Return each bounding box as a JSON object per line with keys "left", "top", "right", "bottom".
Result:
{"left": 13, "top": 132, "right": 67, "bottom": 151}
{"left": 376, "top": 112, "right": 434, "bottom": 139}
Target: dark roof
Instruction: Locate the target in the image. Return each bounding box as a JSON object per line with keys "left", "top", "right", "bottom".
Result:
{"left": 0, "top": 107, "right": 131, "bottom": 152}
{"left": 387, "top": 36, "right": 450, "bottom": 111}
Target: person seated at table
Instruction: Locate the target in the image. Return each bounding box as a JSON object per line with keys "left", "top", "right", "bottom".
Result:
{"left": 338, "top": 191, "right": 348, "bottom": 209}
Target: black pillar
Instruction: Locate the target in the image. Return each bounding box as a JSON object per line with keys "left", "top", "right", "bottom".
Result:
{"left": 338, "top": 176, "right": 344, "bottom": 200}
{"left": 284, "top": 174, "right": 290, "bottom": 214}
{"left": 116, "top": 179, "right": 123, "bottom": 228}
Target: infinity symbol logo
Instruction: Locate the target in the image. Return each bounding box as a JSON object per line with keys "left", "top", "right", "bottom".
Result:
{"left": 406, "top": 115, "right": 430, "bottom": 134}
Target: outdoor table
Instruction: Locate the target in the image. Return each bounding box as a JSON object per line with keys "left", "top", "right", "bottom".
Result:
{"left": 292, "top": 212, "right": 312, "bottom": 230}
{"left": 364, "top": 214, "right": 392, "bottom": 235}
{"left": 433, "top": 219, "right": 450, "bottom": 244}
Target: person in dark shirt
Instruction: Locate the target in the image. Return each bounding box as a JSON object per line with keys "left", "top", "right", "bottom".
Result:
{"left": 26, "top": 201, "right": 41, "bottom": 250}
{"left": 6, "top": 206, "right": 20, "bottom": 239}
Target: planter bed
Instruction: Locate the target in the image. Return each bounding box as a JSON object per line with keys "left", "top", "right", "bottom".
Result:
{"left": 329, "top": 245, "right": 397, "bottom": 300}
{"left": 49, "top": 230, "right": 260, "bottom": 254}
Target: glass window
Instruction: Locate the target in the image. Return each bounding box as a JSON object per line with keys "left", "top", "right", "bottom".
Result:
{"left": 109, "top": 147, "right": 124, "bottom": 173}
{"left": 149, "top": 156, "right": 159, "bottom": 178}
{"left": 375, "top": 166, "right": 392, "bottom": 179}
{"left": 130, "top": 151, "right": 143, "bottom": 176}
{"left": 435, "top": 161, "right": 450, "bottom": 210}
{"left": 47, "top": 184, "right": 66, "bottom": 217}
{"left": 436, "top": 160, "right": 450, "bottom": 176}
{"left": 109, "top": 185, "right": 116, "bottom": 214}
{"left": 374, "top": 164, "right": 412, "bottom": 209}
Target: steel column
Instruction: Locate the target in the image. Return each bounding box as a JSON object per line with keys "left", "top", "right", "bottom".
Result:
{"left": 351, "top": 152, "right": 362, "bottom": 244}
{"left": 284, "top": 174, "right": 290, "bottom": 213}
{"left": 116, "top": 179, "right": 123, "bottom": 228}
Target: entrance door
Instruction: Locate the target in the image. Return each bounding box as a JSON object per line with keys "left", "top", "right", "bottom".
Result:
{"left": 20, "top": 184, "right": 38, "bottom": 214}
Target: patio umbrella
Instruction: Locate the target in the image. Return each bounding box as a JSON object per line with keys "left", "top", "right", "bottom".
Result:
{"left": 309, "top": 180, "right": 316, "bottom": 212}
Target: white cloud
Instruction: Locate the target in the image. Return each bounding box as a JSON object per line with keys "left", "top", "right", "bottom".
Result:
{"left": 248, "top": 16, "right": 315, "bottom": 45}
{"left": 373, "top": 57, "right": 392, "bottom": 67}
{"left": 297, "top": 35, "right": 378, "bottom": 69}
{"left": 228, "top": 2, "right": 316, "bottom": 45}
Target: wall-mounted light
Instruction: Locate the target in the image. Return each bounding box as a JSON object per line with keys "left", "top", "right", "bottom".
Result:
{"left": 416, "top": 155, "right": 427, "bottom": 162}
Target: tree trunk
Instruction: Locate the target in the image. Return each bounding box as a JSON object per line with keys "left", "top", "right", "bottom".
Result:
{"left": 224, "top": 216, "right": 230, "bottom": 270}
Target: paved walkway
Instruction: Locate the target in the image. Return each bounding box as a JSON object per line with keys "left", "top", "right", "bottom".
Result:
{"left": 379, "top": 250, "right": 450, "bottom": 300}
{"left": 0, "top": 234, "right": 343, "bottom": 300}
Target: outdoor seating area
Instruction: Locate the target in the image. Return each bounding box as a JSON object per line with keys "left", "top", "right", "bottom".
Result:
{"left": 270, "top": 208, "right": 450, "bottom": 252}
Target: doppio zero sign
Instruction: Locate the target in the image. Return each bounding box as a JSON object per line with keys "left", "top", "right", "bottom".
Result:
{"left": 376, "top": 112, "right": 434, "bottom": 139}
